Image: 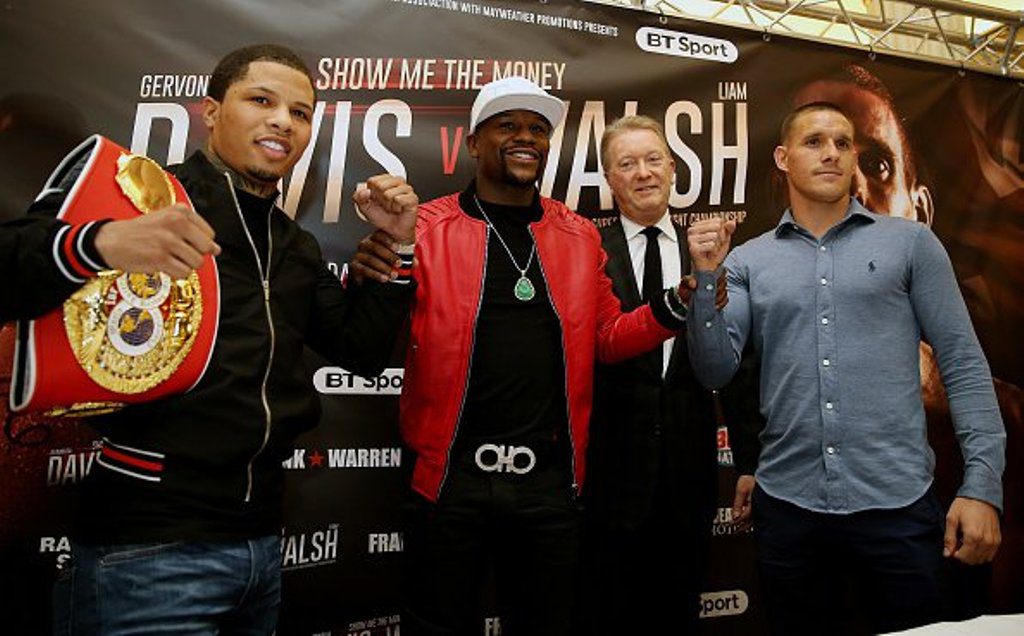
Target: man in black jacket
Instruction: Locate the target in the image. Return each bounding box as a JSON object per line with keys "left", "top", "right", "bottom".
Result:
{"left": 580, "top": 115, "right": 759, "bottom": 634}
{"left": 2, "top": 44, "right": 416, "bottom": 633}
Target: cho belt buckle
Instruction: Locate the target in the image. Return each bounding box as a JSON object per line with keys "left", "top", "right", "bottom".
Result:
{"left": 473, "top": 443, "right": 537, "bottom": 475}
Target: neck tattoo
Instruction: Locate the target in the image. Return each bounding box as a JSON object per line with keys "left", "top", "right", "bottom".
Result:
{"left": 473, "top": 195, "right": 536, "bottom": 302}
{"left": 202, "top": 147, "right": 277, "bottom": 198}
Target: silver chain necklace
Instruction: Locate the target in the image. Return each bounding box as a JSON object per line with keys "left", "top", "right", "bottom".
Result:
{"left": 473, "top": 195, "right": 536, "bottom": 302}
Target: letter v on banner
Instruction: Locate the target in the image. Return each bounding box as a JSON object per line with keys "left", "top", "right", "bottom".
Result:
{"left": 440, "top": 126, "right": 463, "bottom": 175}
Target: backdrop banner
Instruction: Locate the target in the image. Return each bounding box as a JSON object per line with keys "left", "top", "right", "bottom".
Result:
{"left": 1, "top": 1, "right": 1021, "bottom": 634}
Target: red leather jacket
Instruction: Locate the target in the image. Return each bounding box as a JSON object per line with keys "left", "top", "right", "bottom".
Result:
{"left": 401, "top": 193, "right": 675, "bottom": 501}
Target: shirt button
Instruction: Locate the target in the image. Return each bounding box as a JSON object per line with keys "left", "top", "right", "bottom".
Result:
{"left": 820, "top": 277, "right": 828, "bottom": 286}
{"left": 826, "top": 446, "right": 837, "bottom": 455}
{"left": 821, "top": 317, "right": 829, "bottom": 325}
{"left": 705, "top": 321, "right": 713, "bottom": 328}
{"left": 705, "top": 283, "right": 714, "bottom": 292}
{"left": 825, "top": 402, "right": 834, "bottom": 410}
{"left": 823, "top": 358, "right": 830, "bottom": 366}
{"left": 820, "top": 245, "right": 827, "bottom": 251}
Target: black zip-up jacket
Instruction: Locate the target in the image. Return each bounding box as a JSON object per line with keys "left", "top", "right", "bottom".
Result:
{"left": 3, "top": 150, "right": 412, "bottom": 543}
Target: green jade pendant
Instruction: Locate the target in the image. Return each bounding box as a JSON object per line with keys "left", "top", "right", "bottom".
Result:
{"left": 514, "top": 276, "right": 536, "bottom": 301}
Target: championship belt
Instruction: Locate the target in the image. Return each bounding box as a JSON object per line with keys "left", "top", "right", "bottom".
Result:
{"left": 9, "top": 135, "right": 219, "bottom": 416}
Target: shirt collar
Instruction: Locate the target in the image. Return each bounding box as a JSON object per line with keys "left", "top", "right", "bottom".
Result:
{"left": 774, "top": 198, "right": 876, "bottom": 237}
{"left": 620, "top": 210, "right": 677, "bottom": 243}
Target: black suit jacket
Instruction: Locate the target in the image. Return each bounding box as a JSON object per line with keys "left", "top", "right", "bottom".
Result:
{"left": 585, "top": 218, "right": 759, "bottom": 532}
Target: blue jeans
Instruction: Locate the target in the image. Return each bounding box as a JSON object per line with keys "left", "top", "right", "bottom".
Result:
{"left": 53, "top": 536, "right": 281, "bottom": 635}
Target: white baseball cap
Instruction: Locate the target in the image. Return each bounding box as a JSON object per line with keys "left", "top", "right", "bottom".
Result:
{"left": 470, "top": 76, "right": 566, "bottom": 132}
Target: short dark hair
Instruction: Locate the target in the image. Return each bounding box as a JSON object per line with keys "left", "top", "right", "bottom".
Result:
{"left": 779, "top": 101, "right": 852, "bottom": 145}
{"left": 207, "top": 44, "right": 314, "bottom": 101}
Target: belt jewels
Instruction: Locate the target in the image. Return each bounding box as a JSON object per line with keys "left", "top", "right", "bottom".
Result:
{"left": 9, "top": 135, "right": 219, "bottom": 416}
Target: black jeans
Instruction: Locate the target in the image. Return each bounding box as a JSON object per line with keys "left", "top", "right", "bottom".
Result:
{"left": 401, "top": 459, "right": 581, "bottom": 636}
{"left": 753, "top": 485, "right": 946, "bottom": 636}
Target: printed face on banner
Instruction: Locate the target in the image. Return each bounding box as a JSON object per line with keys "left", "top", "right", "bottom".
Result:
{"left": 775, "top": 109, "right": 856, "bottom": 209}
{"left": 467, "top": 110, "right": 552, "bottom": 193}
{"left": 604, "top": 128, "right": 676, "bottom": 225}
{"left": 202, "top": 60, "right": 315, "bottom": 184}
{"left": 794, "top": 79, "right": 933, "bottom": 223}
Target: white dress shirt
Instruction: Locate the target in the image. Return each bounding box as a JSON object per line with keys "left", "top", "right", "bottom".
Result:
{"left": 619, "top": 211, "right": 680, "bottom": 377}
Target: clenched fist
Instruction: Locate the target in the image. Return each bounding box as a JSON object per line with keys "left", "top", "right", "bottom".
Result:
{"left": 94, "top": 204, "right": 220, "bottom": 279}
{"left": 352, "top": 174, "right": 418, "bottom": 246}
{"left": 687, "top": 217, "right": 736, "bottom": 272}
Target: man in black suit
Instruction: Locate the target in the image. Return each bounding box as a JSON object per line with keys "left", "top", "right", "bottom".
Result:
{"left": 581, "top": 115, "right": 758, "bottom": 635}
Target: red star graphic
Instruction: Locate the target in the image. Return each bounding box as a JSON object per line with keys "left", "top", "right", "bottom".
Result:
{"left": 308, "top": 449, "right": 325, "bottom": 467}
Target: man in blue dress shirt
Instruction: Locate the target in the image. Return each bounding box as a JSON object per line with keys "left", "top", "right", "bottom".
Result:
{"left": 685, "top": 102, "right": 1005, "bottom": 635}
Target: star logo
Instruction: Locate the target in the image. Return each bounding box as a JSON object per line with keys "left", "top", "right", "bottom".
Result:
{"left": 308, "top": 449, "right": 325, "bottom": 468}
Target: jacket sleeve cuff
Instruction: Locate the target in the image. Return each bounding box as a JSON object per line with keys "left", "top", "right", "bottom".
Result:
{"left": 52, "top": 219, "right": 112, "bottom": 283}
{"left": 358, "top": 276, "right": 417, "bottom": 300}
{"left": 390, "top": 251, "right": 414, "bottom": 285}
{"left": 649, "top": 288, "right": 686, "bottom": 330}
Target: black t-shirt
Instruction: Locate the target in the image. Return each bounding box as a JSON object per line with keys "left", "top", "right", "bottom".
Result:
{"left": 453, "top": 186, "right": 569, "bottom": 460}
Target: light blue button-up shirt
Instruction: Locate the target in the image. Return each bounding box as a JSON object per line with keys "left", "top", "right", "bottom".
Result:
{"left": 687, "top": 200, "right": 1005, "bottom": 513}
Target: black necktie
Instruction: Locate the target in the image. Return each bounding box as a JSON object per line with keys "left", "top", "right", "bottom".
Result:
{"left": 640, "top": 226, "right": 662, "bottom": 302}
{"left": 641, "top": 226, "right": 664, "bottom": 375}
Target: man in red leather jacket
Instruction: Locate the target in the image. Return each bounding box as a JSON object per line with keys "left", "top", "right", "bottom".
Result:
{"left": 355, "top": 77, "right": 717, "bottom": 636}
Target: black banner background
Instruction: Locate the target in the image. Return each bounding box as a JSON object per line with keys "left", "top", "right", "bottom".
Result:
{"left": 1, "top": 1, "right": 1021, "bottom": 634}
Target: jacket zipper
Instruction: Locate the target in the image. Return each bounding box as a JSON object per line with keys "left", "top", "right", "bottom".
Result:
{"left": 437, "top": 225, "right": 490, "bottom": 496}
{"left": 530, "top": 225, "right": 577, "bottom": 497}
{"left": 225, "top": 174, "right": 276, "bottom": 503}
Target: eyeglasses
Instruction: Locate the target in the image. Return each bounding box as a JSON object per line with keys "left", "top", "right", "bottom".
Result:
{"left": 612, "top": 154, "right": 668, "bottom": 175}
